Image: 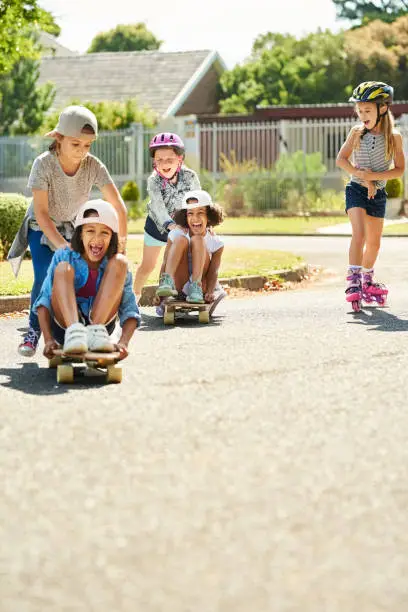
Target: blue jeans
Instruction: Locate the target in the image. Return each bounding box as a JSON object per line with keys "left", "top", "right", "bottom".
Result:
{"left": 28, "top": 229, "right": 54, "bottom": 332}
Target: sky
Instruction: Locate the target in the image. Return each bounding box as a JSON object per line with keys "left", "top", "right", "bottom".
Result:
{"left": 39, "top": 0, "right": 347, "bottom": 68}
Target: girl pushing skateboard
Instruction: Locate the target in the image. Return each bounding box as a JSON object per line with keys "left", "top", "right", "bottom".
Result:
{"left": 8, "top": 105, "right": 128, "bottom": 356}
{"left": 336, "top": 81, "right": 405, "bottom": 312}
{"left": 34, "top": 200, "right": 140, "bottom": 361}
{"left": 155, "top": 189, "right": 226, "bottom": 316}
{"left": 133, "top": 132, "right": 201, "bottom": 302}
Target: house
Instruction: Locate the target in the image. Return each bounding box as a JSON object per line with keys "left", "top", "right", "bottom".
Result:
{"left": 38, "top": 49, "right": 226, "bottom": 118}
{"left": 197, "top": 102, "right": 408, "bottom": 176}
{"left": 38, "top": 32, "right": 79, "bottom": 57}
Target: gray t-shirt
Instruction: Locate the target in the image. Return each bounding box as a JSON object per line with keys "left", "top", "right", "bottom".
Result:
{"left": 27, "top": 150, "right": 114, "bottom": 223}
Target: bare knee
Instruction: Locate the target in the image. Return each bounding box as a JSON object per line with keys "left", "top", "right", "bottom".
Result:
{"left": 55, "top": 261, "right": 74, "bottom": 279}
{"left": 366, "top": 237, "right": 381, "bottom": 252}
{"left": 108, "top": 253, "right": 128, "bottom": 269}
{"left": 190, "top": 234, "right": 205, "bottom": 247}
{"left": 351, "top": 232, "right": 365, "bottom": 250}
{"left": 173, "top": 234, "right": 189, "bottom": 249}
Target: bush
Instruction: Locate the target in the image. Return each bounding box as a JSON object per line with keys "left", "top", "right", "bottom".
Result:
{"left": 386, "top": 177, "right": 403, "bottom": 198}
{"left": 0, "top": 193, "right": 29, "bottom": 261}
{"left": 215, "top": 150, "right": 328, "bottom": 214}
{"left": 121, "top": 180, "right": 140, "bottom": 203}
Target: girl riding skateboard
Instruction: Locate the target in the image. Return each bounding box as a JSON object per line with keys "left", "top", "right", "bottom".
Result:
{"left": 34, "top": 200, "right": 140, "bottom": 361}
{"left": 155, "top": 189, "right": 226, "bottom": 316}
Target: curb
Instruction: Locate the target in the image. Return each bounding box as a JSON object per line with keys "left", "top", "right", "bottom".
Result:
{"left": 0, "top": 264, "right": 308, "bottom": 314}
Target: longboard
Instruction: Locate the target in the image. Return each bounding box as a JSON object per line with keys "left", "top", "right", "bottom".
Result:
{"left": 49, "top": 349, "right": 122, "bottom": 384}
{"left": 163, "top": 299, "right": 211, "bottom": 325}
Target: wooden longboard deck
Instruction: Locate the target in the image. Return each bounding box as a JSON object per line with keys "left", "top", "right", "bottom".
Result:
{"left": 52, "top": 348, "right": 120, "bottom": 365}
{"left": 164, "top": 300, "right": 210, "bottom": 312}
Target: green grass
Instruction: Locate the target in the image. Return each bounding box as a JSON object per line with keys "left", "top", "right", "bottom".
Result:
{"left": 383, "top": 222, "right": 408, "bottom": 235}
{"left": 127, "top": 215, "right": 346, "bottom": 236}
{"left": 0, "top": 240, "right": 303, "bottom": 296}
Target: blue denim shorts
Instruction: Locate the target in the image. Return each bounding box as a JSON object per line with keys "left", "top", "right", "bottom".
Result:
{"left": 51, "top": 309, "right": 116, "bottom": 346}
{"left": 144, "top": 215, "right": 168, "bottom": 245}
{"left": 345, "top": 181, "right": 387, "bottom": 218}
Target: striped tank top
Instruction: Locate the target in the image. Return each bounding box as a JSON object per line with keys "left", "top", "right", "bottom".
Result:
{"left": 351, "top": 131, "right": 391, "bottom": 189}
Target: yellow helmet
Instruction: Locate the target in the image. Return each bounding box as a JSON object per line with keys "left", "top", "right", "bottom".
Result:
{"left": 349, "top": 81, "right": 393, "bottom": 104}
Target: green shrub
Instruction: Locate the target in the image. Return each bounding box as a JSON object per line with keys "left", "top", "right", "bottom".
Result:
{"left": 128, "top": 197, "right": 147, "bottom": 220}
{"left": 0, "top": 193, "right": 29, "bottom": 261}
{"left": 121, "top": 180, "right": 140, "bottom": 203}
{"left": 386, "top": 177, "right": 403, "bottom": 198}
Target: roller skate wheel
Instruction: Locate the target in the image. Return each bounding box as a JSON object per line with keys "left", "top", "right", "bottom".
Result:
{"left": 352, "top": 300, "right": 361, "bottom": 312}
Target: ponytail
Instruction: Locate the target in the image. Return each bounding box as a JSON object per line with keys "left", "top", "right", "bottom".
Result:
{"left": 381, "top": 109, "right": 395, "bottom": 161}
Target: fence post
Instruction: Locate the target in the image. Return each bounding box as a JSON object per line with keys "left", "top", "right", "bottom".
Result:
{"left": 400, "top": 114, "right": 408, "bottom": 197}
{"left": 212, "top": 122, "right": 218, "bottom": 197}
{"left": 130, "top": 122, "right": 144, "bottom": 190}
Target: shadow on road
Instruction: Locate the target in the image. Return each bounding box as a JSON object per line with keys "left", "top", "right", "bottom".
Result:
{"left": 348, "top": 307, "right": 408, "bottom": 332}
{"left": 0, "top": 361, "right": 109, "bottom": 397}
{"left": 139, "top": 312, "right": 224, "bottom": 332}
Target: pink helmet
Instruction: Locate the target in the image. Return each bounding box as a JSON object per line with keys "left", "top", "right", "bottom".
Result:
{"left": 149, "top": 132, "right": 185, "bottom": 157}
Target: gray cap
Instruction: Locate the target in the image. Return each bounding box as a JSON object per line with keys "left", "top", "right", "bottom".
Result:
{"left": 46, "top": 105, "right": 98, "bottom": 138}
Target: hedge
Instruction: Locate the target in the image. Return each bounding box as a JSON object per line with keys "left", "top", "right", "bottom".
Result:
{"left": 0, "top": 193, "right": 29, "bottom": 261}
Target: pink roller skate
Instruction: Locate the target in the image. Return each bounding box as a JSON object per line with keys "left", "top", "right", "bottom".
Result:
{"left": 345, "top": 269, "right": 362, "bottom": 312}
{"left": 362, "top": 269, "right": 388, "bottom": 306}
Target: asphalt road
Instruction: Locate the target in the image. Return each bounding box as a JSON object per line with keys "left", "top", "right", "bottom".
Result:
{"left": 1, "top": 236, "right": 408, "bottom": 611}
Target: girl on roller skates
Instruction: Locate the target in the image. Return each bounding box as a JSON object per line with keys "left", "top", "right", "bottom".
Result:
{"left": 133, "top": 132, "right": 201, "bottom": 302}
{"left": 336, "top": 81, "right": 405, "bottom": 312}
{"left": 155, "top": 189, "right": 226, "bottom": 316}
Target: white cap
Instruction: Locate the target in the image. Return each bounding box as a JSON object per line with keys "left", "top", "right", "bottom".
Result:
{"left": 74, "top": 199, "right": 119, "bottom": 234}
{"left": 46, "top": 105, "right": 98, "bottom": 138}
{"left": 181, "top": 189, "right": 213, "bottom": 209}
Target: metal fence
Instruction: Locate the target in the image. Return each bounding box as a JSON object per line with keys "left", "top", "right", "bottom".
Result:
{"left": 1, "top": 117, "right": 407, "bottom": 212}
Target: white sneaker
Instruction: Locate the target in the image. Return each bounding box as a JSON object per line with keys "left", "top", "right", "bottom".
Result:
{"left": 63, "top": 322, "right": 88, "bottom": 354}
{"left": 87, "top": 324, "right": 115, "bottom": 353}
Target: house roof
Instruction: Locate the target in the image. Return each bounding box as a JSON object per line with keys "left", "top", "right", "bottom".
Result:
{"left": 39, "top": 32, "right": 78, "bottom": 57}
{"left": 38, "top": 49, "right": 226, "bottom": 118}
{"left": 198, "top": 101, "right": 408, "bottom": 122}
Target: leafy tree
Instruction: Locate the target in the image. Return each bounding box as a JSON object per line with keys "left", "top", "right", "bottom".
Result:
{"left": 333, "top": 0, "right": 408, "bottom": 25}
{"left": 40, "top": 98, "right": 158, "bottom": 133}
{"left": 345, "top": 14, "right": 408, "bottom": 97}
{"left": 0, "top": 59, "right": 55, "bottom": 135}
{"left": 219, "top": 30, "right": 352, "bottom": 113}
{"left": 87, "top": 23, "right": 162, "bottom": 53}
{"left": 0, "top": 0, "right": 60, "bottom": 74}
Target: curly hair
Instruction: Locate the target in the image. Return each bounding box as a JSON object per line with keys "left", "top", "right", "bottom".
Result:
{"left": 173, "top": 203, "right": 225, "bottom": 229}
{"left": 70, "top": 209, "right": 118, "bottom": 258}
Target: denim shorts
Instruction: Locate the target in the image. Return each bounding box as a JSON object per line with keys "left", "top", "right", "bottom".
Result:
{"left": 345, "top": 181, "right": 387, "bottom": 218}
{"left": 144, "top": 215, "right": 168, "bottom": 245}
{"left": 51, "top": 309, "right": 116, "bottom": 346}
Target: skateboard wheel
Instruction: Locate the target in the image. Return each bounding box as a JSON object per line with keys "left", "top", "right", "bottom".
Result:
{"left": 57, "top": 364, "right": 74, "bottom": 384}
{"left": 106, "top": 365, "right": 122, "bottom": 383}
{"left": 164, "top": 311, "right": 175, "bottom": 325}
{"left": 199, "top": 310, "right": 210, "bottom": 324}
{"left": 48, "top": 356, "right": 62, "bottom": 368}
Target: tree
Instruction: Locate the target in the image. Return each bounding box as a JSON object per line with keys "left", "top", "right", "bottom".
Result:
{"left": 333, "top": 0, "right": 408, "bottom": 25}
{"left": 219, "top": 30, "right": 352, "bottom": 113}
{"left": 345, "top": 14, "right": 408, "bottom": 97}
{"left": 87, "top": 23, "right": 162, "bottom": 53}
{"left": 0, "top": 59, "right": 55, "bottom": 135}
{"left": 0, "top": 0, "right": 60, "bottom": 74}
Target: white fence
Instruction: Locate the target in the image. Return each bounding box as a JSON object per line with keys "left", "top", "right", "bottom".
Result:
{"left": 1, "top": 117, "right": 408, "bottom": 208}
